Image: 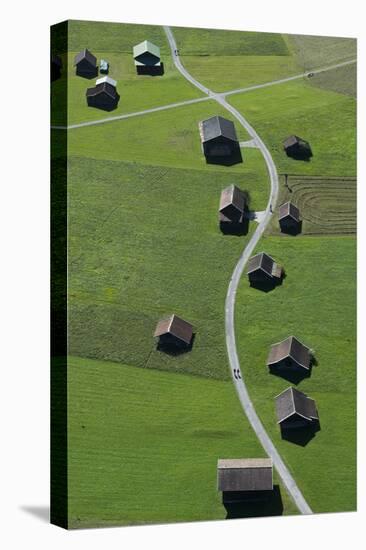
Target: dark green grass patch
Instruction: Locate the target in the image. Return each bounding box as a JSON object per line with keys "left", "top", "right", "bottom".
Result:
{"left": 268, "top": 174, "right": 356, "bottom": 235}
{"left": 228, "top": 80, "right": 356, "bottom": 177}
{"left": 67, "top": 20, "right": 170, "bottom": 54}
{"left": 67, "top": 357, "right": 298, "bottom": 527}
{"left": 173, "top": 26, "right": 289, "bottom": 56}
{"left": 235, "top": 235, "right": 356, "bottom": 513}
{"left": 67, "top": 99, "right": 254, "bottom": 171}
{"left": 68, "top": 157, "right": 268, "bottom": 380}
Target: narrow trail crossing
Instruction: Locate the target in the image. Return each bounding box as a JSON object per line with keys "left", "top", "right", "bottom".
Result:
{"left": 164, "top": 25, "right": 313, "bottom": 515}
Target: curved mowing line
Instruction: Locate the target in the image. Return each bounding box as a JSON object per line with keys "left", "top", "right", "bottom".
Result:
{"left": 164, "top": 25, "right": 312, "bottom": 515}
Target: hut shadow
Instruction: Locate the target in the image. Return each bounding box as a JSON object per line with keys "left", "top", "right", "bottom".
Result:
{"left": 285, "top": 149, "right": 312, "bottom": 162}
{"left": 20, "top": 505, "right": 49, "bottom": 523}
{"left": 220, "top": 217, "right": 249, "bottom": 236}
{"left": 137, "top": 63, "right": 164, "bottom": 76}
{"left": 206, "top": 148, "right": 243, "bottom": 167}
{"left": 88, "top": 97, "right": 120, "bottom": 112}
{"left": 249, "top": 271, "right": 286, "bottom": 293}
{"left": 269, "top": 364, "right": 312, "bottom": 385}
{"left": 76, "top": 68, "right": 98, "bottom": 79}
{"left": 157, "top": 333, "right": 196, "bottom": 356}
{"left": 280, "top": 220, "right": 302, "bottom": 236}
{"left": 280, "top": 421, "right": 321, "bottom": 447}
{"left": 223, "top": 485, "right": 284, "bottom": 519}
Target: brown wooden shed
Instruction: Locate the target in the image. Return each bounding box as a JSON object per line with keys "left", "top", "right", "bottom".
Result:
{"left": 267, "top": 336, "right": 311, "bottom": 372}
{"left": 154, "top": 314, "right": 193, "bottom": 349}
{"left": 219, "top": 184, "right": 246, "bottom": 223}
{"left": 246, "top": 252, "right": 283, "bottom": 287}
{"left": 283, "top": 135, "right": 312, "bottom": 160}
{"left": 199, "top": 116, "right": 240, "bottom": 160}
{"left": 218, "top": 458, "right": 273, "bottom": 502}
{"left": 275, "top": 386, "right": 319, "bottom": 429}
{"left": 86, "top": 82, "right": 120, "bottom": 111}
{"left": 278, "top": 201, "right": 301, "bottom": 234}
{"left": 74, "top": 48, "right": 97, "bottom": 78}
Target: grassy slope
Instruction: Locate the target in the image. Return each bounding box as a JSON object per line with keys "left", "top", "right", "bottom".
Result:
{"left": 51, "top": 21, "right": 203, "bottom": 126}
{"left": 234, "top": 236, "right": 356, "bottom": 513}
{"left": 67, "top": 155, "right": 268, "bottom": 381}
{"left": 286, "top": 34, "right": 356, "bottom": 71}
{"left": 228, "top": 80, "right": 356, "bottom": 177}
{"left": 173, "top": 26, "right": 299, "bottom": 93}
{"left": 68, "top": 357, "right": 298, "bottom": 527}
{"left": 66, "top": 99, "right": 253, "bottom": 170}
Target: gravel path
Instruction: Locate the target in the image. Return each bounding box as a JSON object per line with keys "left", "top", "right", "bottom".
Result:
{"left": 164, "top": 24, "right": 313, "bottom": 515}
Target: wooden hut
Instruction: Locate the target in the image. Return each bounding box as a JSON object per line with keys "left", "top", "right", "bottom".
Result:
{"left": 275, "top": 387, "right": 319, "bottom": 429}
{"left": 133, "top": 40, "right": 163, "bottom": 74}
{"left": 267, "top": 336, "right": 311, "bottom": 373}
{"left": 219, "top": 185, "right": 246, "bottom": 223}
{"left": 217, "top": 458, "right": 273, "bottom": 502}
{"left": 86, "top": 81, "right": 120, "bottom": 111}
{"left": 154, "top": 314, "right": 193, "bottom": 349}
{"left": 199, "top": 116, "right": 240, "bottom": 160}
{"left": 74, "top": 48, "right": 97, "bottom": 78}
{"left": 278, "top": 201, "right": 301, "bottom": 234}
{"left": 246, "top": 252, "right": 283, "bottom": 287}
{"left": 283, "top": 135, "right": 312, "bottom": 160}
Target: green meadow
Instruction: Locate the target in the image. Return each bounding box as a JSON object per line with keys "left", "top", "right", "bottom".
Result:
{"left": 234, "top": 235, "right": 356, "bottom": 513}
{"left": 67, "top": 357, "right": 298, "bottom": 528}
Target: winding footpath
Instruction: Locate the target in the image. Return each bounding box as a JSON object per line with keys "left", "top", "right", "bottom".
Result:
{"left": 164, "top": 25, "right": 313, "bottom": 515}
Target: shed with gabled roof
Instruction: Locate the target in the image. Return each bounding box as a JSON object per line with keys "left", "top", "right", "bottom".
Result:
{"left": 219, "top": 185, "right": 246, "bottom": 223}
{"left": 275, "top": 386, "right": 319, "bottom": 429}
{"left": 267, "top": 335, "right": 311, "bottom": 372}
{"left": 154, "top": 314, "right": 193, "bottom": 349}
{"left": 133, "top": 40, "right": 161, "bottom": 66}
{"left": 86, "top": 82, "right": 120, "bottom": 111}
{"left": 278, "top": 201, "right": 302, "bottom": 234}
{"left": 217, "top": 458, "right": 273, "bottom": 494}
{"left": 74, "top": 48, "right": 97, "bottom": 78}
{"left": 283, "top": 135, "right": 312, "bottom": 160}
{"left": 246, "top": 252, "right": 283, "bottom": 286}
{"left": 199, "top": 116, "right": 240, "bottom": 160}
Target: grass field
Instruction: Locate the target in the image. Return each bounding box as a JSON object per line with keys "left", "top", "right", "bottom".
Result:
{"left": 234, "top": 236, "right": 356, "bottom": 513}
{"left": 286, "top": 34, "right": 356, "bottom": 72}
{"left": 67, "top": 155, "right": 268, "bottom": 381}
{"left": 66, "top": 99, "right": 255, "bottom": 170}
{"left": 228, "top": 80, "right": 356, "bottom": 177}
{"left": 308, "top": 63, "right": 357, "bottom": 98}
{"left": 67, "top": 357, "right": 298, "bottom": 528}
{"left": 268, "top": 175, "right": 356, "bottom": 236}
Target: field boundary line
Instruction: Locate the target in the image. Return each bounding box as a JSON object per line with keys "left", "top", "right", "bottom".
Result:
{"left": 164, "top": 24, "right": 313, "bottom": 515}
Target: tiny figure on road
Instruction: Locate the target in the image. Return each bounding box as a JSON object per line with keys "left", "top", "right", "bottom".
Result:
{"left": 237, "top": 371, "right": 241, "bottom": 379}
{"left": 233, "top": 369, "right": 238, "bottom": 379}
{"left": 270, "top": 204, "right": 273, "bottom": 213}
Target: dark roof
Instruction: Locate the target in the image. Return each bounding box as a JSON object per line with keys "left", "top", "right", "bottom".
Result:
{"left": 219, "top": 185, "right": 245, "bottom": 215}
{"left": 154, "top": 314, "right": 193, "bottom": 345}
{"left": 247, "top": 252, "right": 275, "bottom": 277}
{"left": 279, "top": 202, "right": 300, "bottom": 222}
{"left": 217, "top": 459, "right": 273, "bottom": 492}
{"left": 283, "top": 135, "right": 310, "bottom": 149}
{"left": 74, "top": 48, "right": 97, "bottom": 67}
{"left": 275, "top": 387, "right": 319, "bottom": 424}
{"left": 86, "top": 82, "right": 118, "bottom": 99}
{"left": 199, "top": 116, "right": 238, "bottom": 143}
{"left": 267, "top": 336, "right": 311, "bottom": 370}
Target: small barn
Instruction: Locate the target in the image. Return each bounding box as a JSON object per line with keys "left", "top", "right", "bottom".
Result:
{"left": 246, "top": 252, "right": 283, "bottom": 287}
{"left": 51, "top": 55, "right": 62, "bottom": 82}
{"left": 154, "top": 314, "right": 193, "bottom": 349}
{"left": 74, "top": 48, "right": 97, "bottom": 78}
{"left": 283, "top": 135, "right": 312, "bottom": 160}
{"left": 133, "top": 40, "right": 163, "bottom": 75}
{"left": 199, "top": 116, "right": 240, "bottom": 161}
{"left": 219, "top": 185, "right": 246, "bottom": 223}
{"left": 86, "top": 82, "right": 120, "bottom": 111}
{"left": 278, "top": 201, "right": 301, "bottom": 234}
{"left": 275, "top": 386, "right": 319, "bottom": 430}
{"left": 267, "top": 336, "right": 311, "bottom": 373}
{"left": 217, "top": 459, "right": 273, "bottom": 502}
